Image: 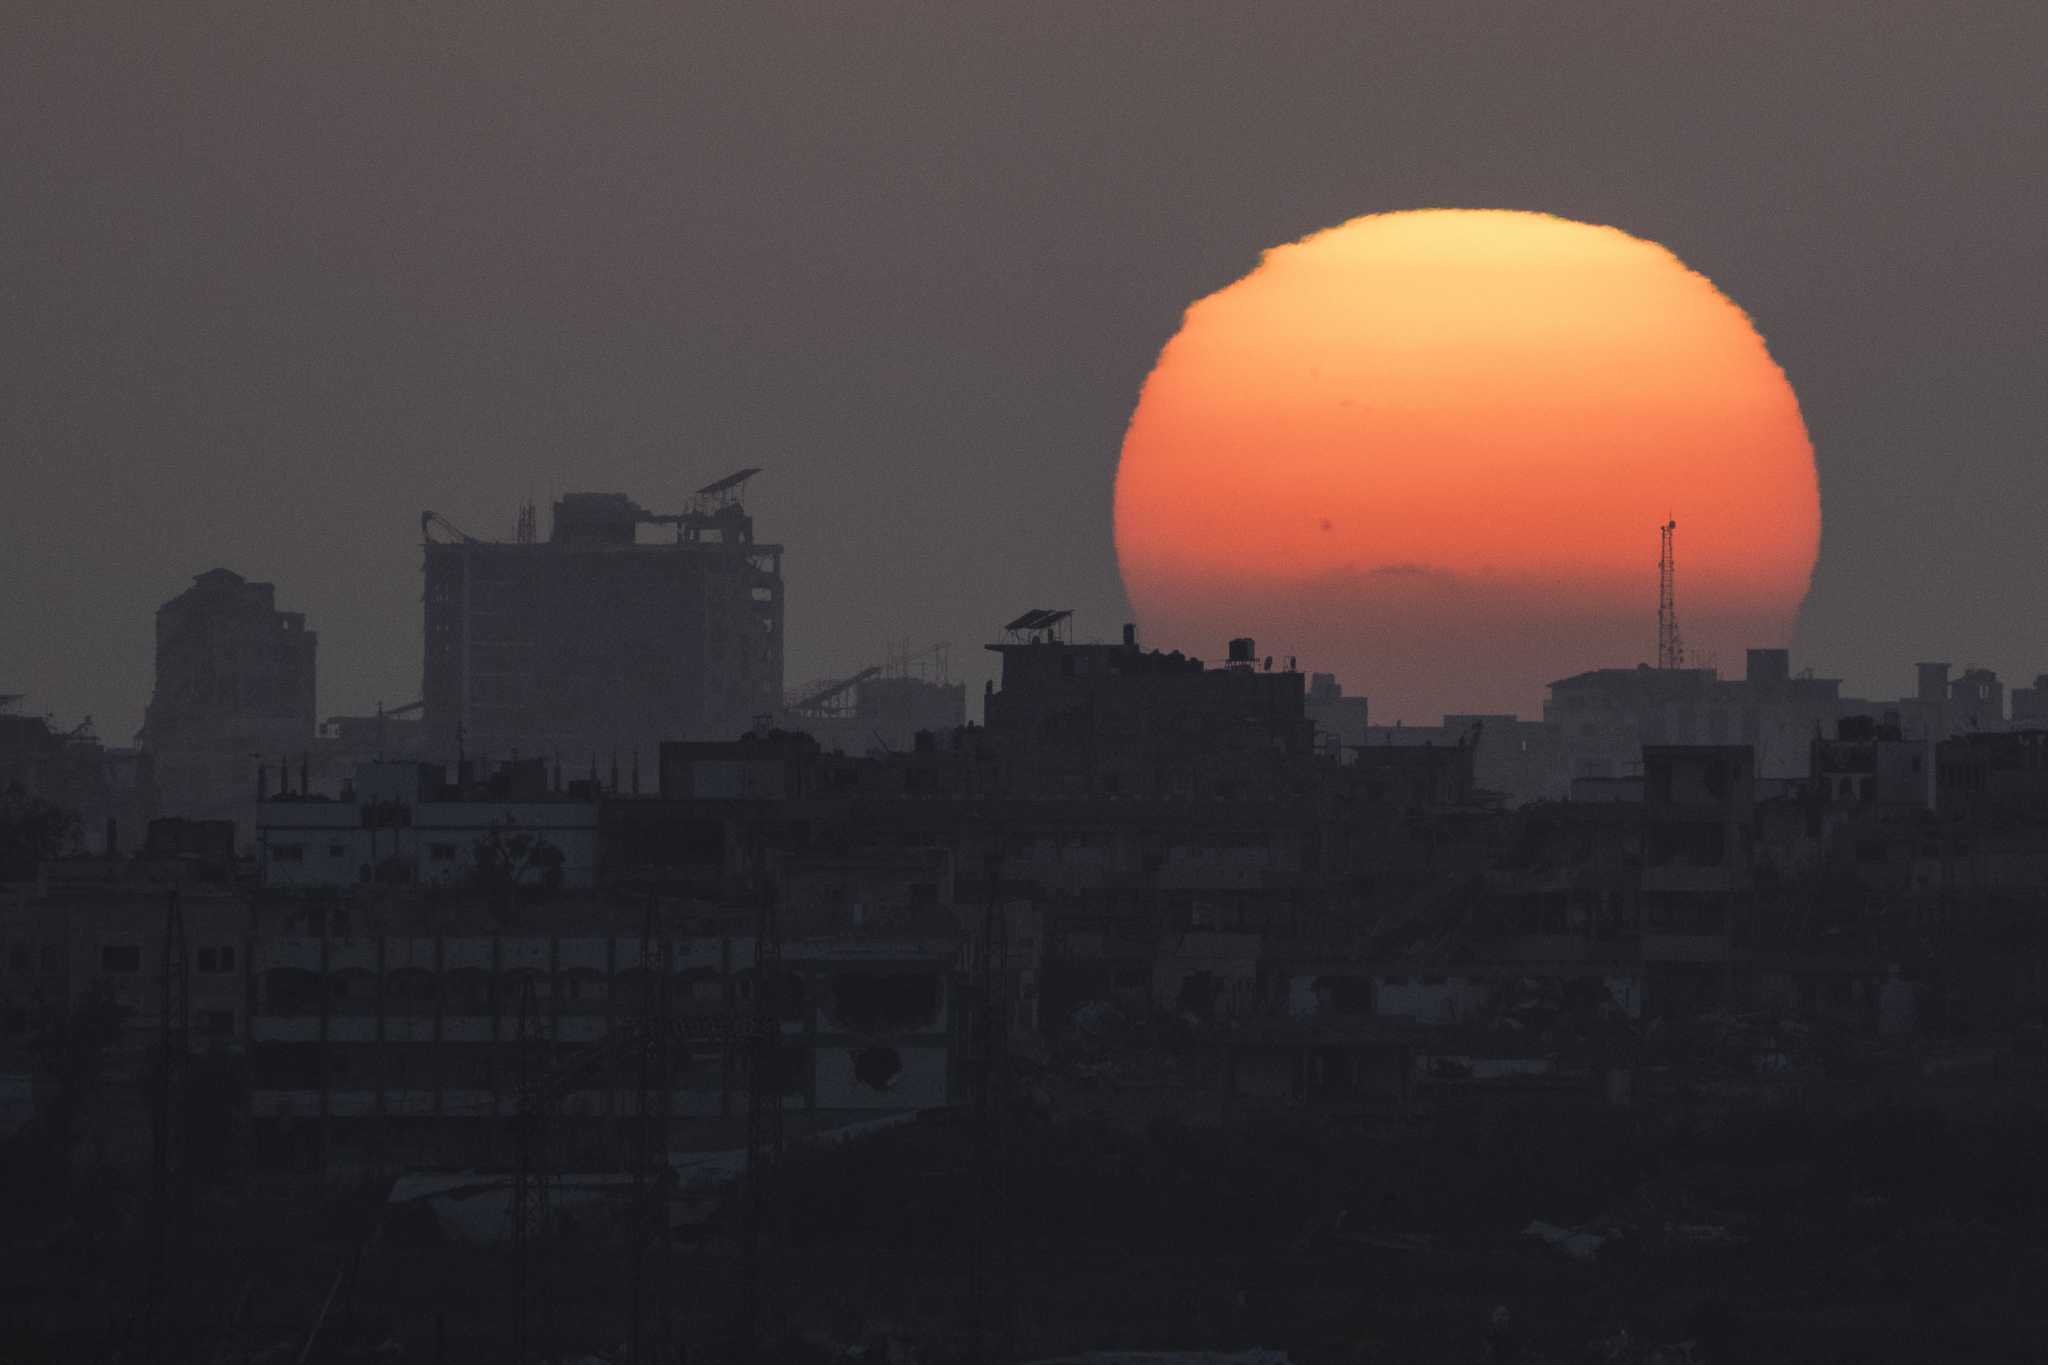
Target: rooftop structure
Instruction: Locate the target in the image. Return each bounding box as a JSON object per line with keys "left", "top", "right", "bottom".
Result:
{"left": 982, "top": 617, "right": 1314, "bottom": 798}
{"left": 780, "top": 641, "right": 967, "bottom": 756}
{"left": 1545, "top": 650, "right": 1844, "bottom": 784}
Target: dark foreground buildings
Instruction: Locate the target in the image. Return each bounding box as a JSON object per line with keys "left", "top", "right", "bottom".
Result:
{"left": 21, "top": 584, "right": 2048, "bottom": 1360}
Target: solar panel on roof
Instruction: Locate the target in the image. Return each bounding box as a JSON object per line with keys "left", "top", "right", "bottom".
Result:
{"left": 694, "top": 467, "right": 762, "bottom": 497}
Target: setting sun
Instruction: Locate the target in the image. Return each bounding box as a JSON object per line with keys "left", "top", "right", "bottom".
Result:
{"left": 1114, "top": 209, "right": 1821, "bottom": 721}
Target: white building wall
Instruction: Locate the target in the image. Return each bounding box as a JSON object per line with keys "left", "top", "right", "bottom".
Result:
{"left": 256, "top": 798, "right": 597, "bottom": 890}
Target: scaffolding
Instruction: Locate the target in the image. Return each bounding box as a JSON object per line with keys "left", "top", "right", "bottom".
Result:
{"left": 738, "top": 837, "right": 786, "bottom": 1359}
{"left": 510, "top": 976, "right": 553, "bottom": 1365}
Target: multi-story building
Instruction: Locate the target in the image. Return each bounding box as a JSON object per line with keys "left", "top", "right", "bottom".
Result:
{"left": 241, "top": 897, "right": 967, "bottom": 1169}
{"left": 1546, "top": 649, "right": 1844, "bottom": 785}
{"left": 0, "top": 885, "right": 251, "bottom": 1063}
{"left": 981, "top": 614, "right": 1314, "bottom": 798}
{"left": 256, "top": 760, "right": 599, "bottom": 892}
{"left": 780, "top": 662, "right": 968, "bottom": 757}
{"left": 0, "top": 700, "right": 154, "bottom": 860}
{"left": 420, "top": 477, "right": 785, "bottom": 781}
{"left": 139, "top": 568, "right": 317, "bottom": 842}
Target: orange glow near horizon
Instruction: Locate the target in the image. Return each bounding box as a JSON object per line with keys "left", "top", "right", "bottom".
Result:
{"left": 1114, "top": 209, "right": 1820, "bottom": 721}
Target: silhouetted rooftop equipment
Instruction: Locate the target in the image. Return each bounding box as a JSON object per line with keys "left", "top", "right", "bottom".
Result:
{"left": 689, "top": 467, "right": 761, "bottom": 516}
{"left": 997, "top": 609, "right": 1074, "bottom": 646}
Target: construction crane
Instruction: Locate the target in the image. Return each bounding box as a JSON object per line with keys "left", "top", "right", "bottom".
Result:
{"left": 783, "top": 667, "right": 883, "bottom": 719}
{"left": 1658, "top": 519, "right": 1685, "bottom": 670}
{"left": 421, "top": 510, "right": 484, "bottom": 544}
{"left": 884, "top": 639, "right": 953, "bottom": 683}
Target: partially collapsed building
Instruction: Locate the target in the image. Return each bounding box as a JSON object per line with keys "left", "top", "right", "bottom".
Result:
{"left": 139, "top": 568, "right": 318, "bottom": 841}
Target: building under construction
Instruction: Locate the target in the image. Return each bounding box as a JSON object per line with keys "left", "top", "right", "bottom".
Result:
{"left": 779, "top": 642, "right": 967, "bottom": 755}
{"left": 421, "top": 474, "right": 784, "bottom": 776}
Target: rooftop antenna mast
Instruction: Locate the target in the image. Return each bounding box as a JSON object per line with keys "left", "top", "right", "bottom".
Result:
{"left": 1658, "top": 518, "right": 1685, "bottom": 670}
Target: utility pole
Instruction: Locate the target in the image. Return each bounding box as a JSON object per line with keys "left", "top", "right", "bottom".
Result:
{"left": 739, "top": 837, "right": 785, "bottom": 1362}
{"left": 144, "top": 888, "right": 190, "bottom": 1362}
{"left": 970, "top": 848, "right": 1011, "bottom": 1363}
{"left": 631, "top": 894, "right": 671, "bottom": 1364}
{"left": 510, "top": 976, "right": 551, "bottom": 1365}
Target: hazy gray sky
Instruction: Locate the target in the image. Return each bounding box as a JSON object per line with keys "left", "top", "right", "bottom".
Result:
{"left": 5, "top": 2, "right": 2044, "bottom": 736}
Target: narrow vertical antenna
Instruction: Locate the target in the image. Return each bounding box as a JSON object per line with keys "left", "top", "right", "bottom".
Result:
{"left": 1657, "top": 519, "right": 1685, "bottom": 670}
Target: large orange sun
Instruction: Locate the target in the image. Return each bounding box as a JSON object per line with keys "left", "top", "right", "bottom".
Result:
{"left": 1114, "top": 209, "right": 1820, "bottom": 723}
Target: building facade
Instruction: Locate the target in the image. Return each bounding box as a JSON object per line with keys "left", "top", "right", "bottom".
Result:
{"left": 139, "top": 569, "right": 317, "bottom": 843}
{"left": 420, "top": 480, "right": 785, "bottom": 778}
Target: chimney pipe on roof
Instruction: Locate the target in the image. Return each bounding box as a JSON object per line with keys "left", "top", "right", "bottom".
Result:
{"left": 1123, "top": 623, "right": 1137, "bottom": 649}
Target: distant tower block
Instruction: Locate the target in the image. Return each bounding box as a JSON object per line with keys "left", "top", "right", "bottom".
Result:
{"left": 420, "top": 472, "right": 785, "bottom": 765}
{"left": 1657, "top": 519, "right": 1685, "bottom": 671}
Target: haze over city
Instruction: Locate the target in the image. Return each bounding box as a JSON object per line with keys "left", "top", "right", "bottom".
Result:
{"left": 6, "top": 2, "right": 2048, "bottom": 734}
{"left": 6, "top": 6, "right": 2048, "bottom": 1365}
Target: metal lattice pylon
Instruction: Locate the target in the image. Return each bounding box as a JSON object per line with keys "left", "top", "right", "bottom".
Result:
{"left": 1658, "top": 519, "right": 1685, "bottom": 670}
{"left": 630, "top": 894, "right": 671, "bottom": 1364}
{"left": 510, "top": 975, "right": 552, "bottom": 1364}
{"left": 738, "top": 838, "right": 786, "bottom": 1359}
{"left": 142, "top": 888, "right": 191, "bottom": 1360}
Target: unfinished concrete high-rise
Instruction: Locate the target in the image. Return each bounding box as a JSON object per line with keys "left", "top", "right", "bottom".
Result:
{"left": 420, "top": 473, "right": 784, "bottom": 776}
{"left": 140, "top": 568, "right": 318, "bottom": 837}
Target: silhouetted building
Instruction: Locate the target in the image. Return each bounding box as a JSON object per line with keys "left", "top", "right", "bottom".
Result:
{"left": 1357, "top": 714, "right": 1563, "bottom": 805}
{"left": 781, "top": 661, "right": 968, "bottom": 756}
{"left": 255, "top": 759, "right": 598, "bottom": 891}
{"left": 981, "top": 614, "right": 1313, "bottom": 798}
{"left": 1306, "top": 672, "right": 1369, "bottom": 755}
{"left": 2010, "top": 674, "right": 2048, "bottom": 725}
{"left": 139, "top": 568, "right": 317, "bottom": 841}
{"left": 1950, "top": 667, "right": 2005, "bottom": 733}
{"left": 1546, "top": 650, "right": 1842, "bottom": 785}
{"left": 419, "top": 476, "right": 785, "bottom": 777}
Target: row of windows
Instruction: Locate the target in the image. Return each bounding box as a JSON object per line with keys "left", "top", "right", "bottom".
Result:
{"left": 7, "top": 943, "right": 238, "bottom": 975}
{"left": 271, "top": 842, "right": 460, "bottom": 863}
{"left": 91, "top": 943, "right": 237, "bottom": 975}
{"left": 6, "top": 944, "right": 62, "bottom": 973}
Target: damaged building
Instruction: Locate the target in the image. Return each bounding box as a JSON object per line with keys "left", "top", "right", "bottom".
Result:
{"left": 139, "top": 568, "right": 318, "bottom": 845}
